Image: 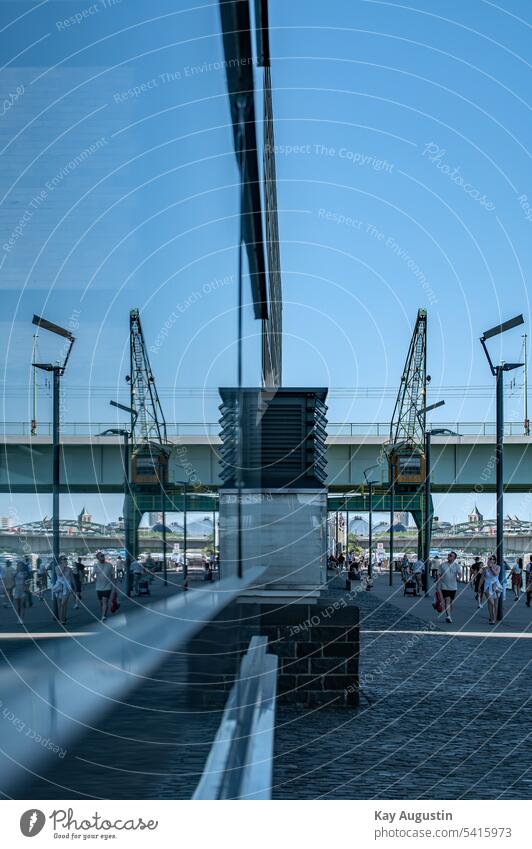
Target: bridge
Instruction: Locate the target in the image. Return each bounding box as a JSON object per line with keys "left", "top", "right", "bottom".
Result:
{"left": 2, "top": 422, "right": 531, "bottom": 494}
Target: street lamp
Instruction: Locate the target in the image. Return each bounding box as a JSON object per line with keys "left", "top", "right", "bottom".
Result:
{"left": 172, "top": 474, "right": 188, "bottom": 589}
{"left": 419, "top": 400, "right": 446, "bottom": 594}
{"left": 363, "top": 465, "right": 379, "bottom": 579}
{"left": 32, "top": 314, "right": 75, "bottom": 618}
{"left": 109, "top": 400, "right": 138, "bottom": 595}
{"left": 386, "top": 439, "right": 410, "bottom": 586}
{"left": 480, "top": 313, "right": 525, "bottom": 621}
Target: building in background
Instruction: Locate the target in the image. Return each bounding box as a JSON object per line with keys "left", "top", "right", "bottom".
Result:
{"left": 393, "top": 511, "right": 409, "bottom": 528}
{"left": 467, "top": 505, "right": 484, "bottom": 526}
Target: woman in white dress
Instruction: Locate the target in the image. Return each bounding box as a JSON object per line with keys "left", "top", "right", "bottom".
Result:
{"left": 52, "top": 556, "right": 73, "bottom": 625}
{"left": 483, "top": 555, "right": 502, "bottom": 625}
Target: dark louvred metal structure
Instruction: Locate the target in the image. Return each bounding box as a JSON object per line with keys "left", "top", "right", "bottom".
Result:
{"left": 219, "top": 388, "right": 328, "bottom": 488}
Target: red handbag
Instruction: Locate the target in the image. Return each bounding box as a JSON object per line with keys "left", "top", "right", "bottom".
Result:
{"left": 433, "top": 590, "right": 443, "bottom": 613}
{"left": 110, "top": 590, "right": 120, "bottom": 614}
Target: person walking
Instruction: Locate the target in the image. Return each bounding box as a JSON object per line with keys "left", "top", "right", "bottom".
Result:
{"left": 470, "top": 557, "right": 485, "bottom": 608}
{"left": 511, "top": 558, "right": 523, "bottom": 602}
{"left": 116, "top": 556, "right": 125, "bottom": 582}
{"left": 437, "top": 551, "right": 461, "bottom": 624}
{"left": 483, "top": 555, "right": 502, "bottom": 625}
{"left": 52, "top": 556, "right": 74, "bottom": 625}
{"left": 412, "top": 558, "right": 424, "bottom": 594}
{"left": 93, "top": 551, "right": 115, "bottom": 621}
{"left": 526, "top": 557, "right": 532, "bottom": 607}
{"left": 431, "top": 554, "right": 441, "bottom": 582}
{"left": 1, "top": 559, "right": 15, "bottom": 607}
{"left": 13, "top": 561, "right": 30, "bottom": 624}
{"left": 71, "top": 557, "right": 85, "bottom": 609}
{"left": 36, "top": 558, "right": 48, "bottom": 600}
{"left": 21, "top": 556, "right": 33, "bottom": 608}
{"left": 130, "top": 557, "right": 144, "bottom": 596}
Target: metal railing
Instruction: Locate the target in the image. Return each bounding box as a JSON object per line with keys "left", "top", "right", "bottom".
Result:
{"left": 1, "top": 421, "right": 530, "bottom": 437}
{"left": 193, "top": 636, "right": 277, "bottom": 800}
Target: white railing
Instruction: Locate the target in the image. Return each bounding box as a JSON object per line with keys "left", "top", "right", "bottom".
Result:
{"left": 1, "top": 421, "right": 529, "bottom": 437}
{"left": 193, "top": 636, "right": 277, "bottom": 800}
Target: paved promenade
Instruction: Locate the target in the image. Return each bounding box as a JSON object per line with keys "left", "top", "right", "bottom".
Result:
{"left": 0, "top": 570, "right": 185, "bottom": 640}
{"left": 273, "top": 577, "right": 531, "bottom": 800}
{"left": 370, "top": 569, "right": 532, "bottom": 635}
{"left": 4, "top": 571, "right": 530, "bottom": 800}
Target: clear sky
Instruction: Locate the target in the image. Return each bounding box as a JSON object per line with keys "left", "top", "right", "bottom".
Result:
{"left": 0, "top": 0, "right": 531, "bottom": 522}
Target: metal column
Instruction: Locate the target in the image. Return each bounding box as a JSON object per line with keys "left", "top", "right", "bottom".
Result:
{"left": 423, "top": 430, "right": 432, "bottom": 594}
{"left": 389, "top": 463, "right": 395, "bottom": 586}
{"left": 496, "top": 367, "right": 504, "bottom": 620}
{"left": 51, "top": 367, "right": 60, "bottom": 617}
{"left": 368, "top": 481, "right": 373, "bottom": 579}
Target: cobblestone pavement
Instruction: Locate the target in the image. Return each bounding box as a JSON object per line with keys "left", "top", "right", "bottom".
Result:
{"left": 16, "top": 650, "right": 222, "bottom": 800}
{"left": 8, "top": 580, "right": 531, "bottom": 800}
{"left": 272, "top": 586, "right": 531, "bottom": 799}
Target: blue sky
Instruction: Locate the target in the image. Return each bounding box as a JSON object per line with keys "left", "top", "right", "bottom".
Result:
{"left": 0, "top": 0, "right": 531, "bottom": 522}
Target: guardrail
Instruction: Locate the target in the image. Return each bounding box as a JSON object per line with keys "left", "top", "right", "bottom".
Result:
{"left": 0, "top": 566, "right": 266, "bottom": 796}
{"left": 1, "top": 421, "right": 530, "bottom": 437}
{"left": 193, "top": 636, "right": 277, "bottom": 800}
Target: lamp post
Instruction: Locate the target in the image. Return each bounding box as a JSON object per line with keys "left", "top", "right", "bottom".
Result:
{"left": 523, "top": 334, "right": 529, "bottom": 436}
{"left": 183, "top": 481, "right": 188, "bottom": 588}
{"left": 32, "top": 315, "right": 75, "bottom": 618}
{"left": 419, "top": 400, "right": 446, "bottom": 594}
{"left": 480, "top": 314, "right": 525, "bottom": 621}
{"left": 364, "top": 464, "right": 379, "bottom": 579}
{"left": 389, "top": 459, "right": 395, "bottom": 586}
{"left": 109, "top": 401, "right": 137, "bottom": 596}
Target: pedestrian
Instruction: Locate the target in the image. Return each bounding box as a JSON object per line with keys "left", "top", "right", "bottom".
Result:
{"left": 526, "top": 557, "right": 532, "bottom": 607}
{"left": 401, "top": 558, "right": 412, "bottom": 584}
{"left": 130, "top": 557, "right": 144, "bottom": 596}
{"left": 412, "top": 558, "right": 424, "bottom": 593}
{"left": 13, "top": 561, "right": 30, "bottom": 624}
{"left": 511, "top": 558, "right": 523, "bottom": 602}
{"left": 21, "top": 556, "right": 33, "bottom": 608}
{"left": 93, "top": 551, "right": 115, "bottom": 621}
{"left": 36, "top": 558, "right": 48, "bottom": 600}
{"left": 71, "top": 557, "right": 85, "bottom": 609}
{"left": 483, "top": 555, "right": 502, "bottom": 625}
{"left": 431, "top": 554, "right": 441, "bottom": 582}
{"left": 437, "top": 551, "right": 461, "bottom": 624}
{"left": 1, "top": 559, "right": 15, "bottom": 607}
{"left": 52, "top": 556, "right": 74, "bottom": 625}
{"left": 470, "top": 557, "right": 485, "bottom": 608}
{"left": 116, "top": 556, "right": 125, "bottom": 582}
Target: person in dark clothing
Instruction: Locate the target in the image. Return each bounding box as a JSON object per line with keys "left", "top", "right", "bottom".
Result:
{"left": 72, "top": 557, "right": 85, "bottom": 609}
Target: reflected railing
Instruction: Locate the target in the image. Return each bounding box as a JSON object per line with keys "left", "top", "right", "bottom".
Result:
{"left": 0, "top": 566, "right": 269, "bottom": 799}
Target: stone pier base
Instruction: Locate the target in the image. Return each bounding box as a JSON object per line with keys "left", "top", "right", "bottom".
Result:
{"left": 186, "top": 599, "right": 359, "bottom": 708}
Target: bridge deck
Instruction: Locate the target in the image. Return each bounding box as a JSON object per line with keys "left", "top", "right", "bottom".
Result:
{"left": 2, "top": 428, "right": 532, "bottom": 493}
